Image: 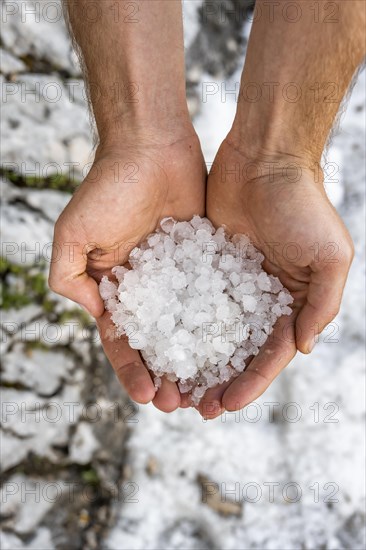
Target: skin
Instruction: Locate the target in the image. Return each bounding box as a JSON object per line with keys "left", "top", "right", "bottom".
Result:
{"left": 50, "top": 0, "right": 366, "bottom": 418}
{"left": 199, "top": 0, "right": 365, "bottom": 418}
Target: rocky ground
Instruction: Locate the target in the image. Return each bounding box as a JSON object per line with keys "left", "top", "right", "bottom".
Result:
{"left": 1, "top": 1, "right": 365, "bottom": 549}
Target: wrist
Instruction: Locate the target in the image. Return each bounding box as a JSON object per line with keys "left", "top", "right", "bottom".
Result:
{"left": 229, "top": 113, "right": 324, "bottom": 166}
{"left": 97, "top": 109, "right": 195, "bottom": 151}
{"left": 89, "top": 76, "right": 192, "bottom": 148}
{"left": 226, "top": 123, "right": 323, "bottom": 180}
{"left": 219, "top": 130, "right": 324, "bottom": 191}
{"left": 92, "top": 119, "right": 204, "bottom": 183}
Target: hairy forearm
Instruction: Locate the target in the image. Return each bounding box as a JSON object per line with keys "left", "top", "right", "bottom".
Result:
{"left": 65, "top": 0, "right": 190, "bottom": 144}
{"left": 231, "top": 0, "right": 366, "bottom": 163}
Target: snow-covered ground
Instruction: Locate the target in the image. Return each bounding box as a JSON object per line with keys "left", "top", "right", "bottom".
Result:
{"left": 1, "top": 1, "right": 365, "bottom": 548}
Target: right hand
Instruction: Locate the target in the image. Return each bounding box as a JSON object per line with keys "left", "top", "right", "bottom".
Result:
{"left": 49, "top": 126, "right": 206, "bottom": 412}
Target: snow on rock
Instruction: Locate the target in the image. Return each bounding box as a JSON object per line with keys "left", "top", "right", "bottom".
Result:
{"left": 1, "top": 0, "right": 80, "bottom": 76}
{"left": 1, "top": 179, "right": 70, "bottom": 266}
{"left": 0, "top": 431, "right": 30, "bottom": 472}
{"left": 0, "top": 48, "right": 27, "bottom": 74}
{"left": 2, "top": 344, "right": 74, "bottom": 396}
{"left": 1, "top": 304, "right": 43, "bottom": 327}
{"left": 69, "top": 421, "right": 99, "bottom": 465}
{"left": 0, "top": 386, "right": 83, "bottom": 471}
{"left": 1, "top": 474, "right": 55, "bottom": 534}
{"left": 0, "top": 531, "right": 26, "bottom": 550}
{"left": 1, "top": 202, "right": 55, "bottom": 265}
{"left": 1, "top": 74, "right": 91, "bottom": 176}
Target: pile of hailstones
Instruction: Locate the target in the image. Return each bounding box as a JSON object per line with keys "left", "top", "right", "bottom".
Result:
{"left": 100, "top": 216, "right": 293, "bottom": 404}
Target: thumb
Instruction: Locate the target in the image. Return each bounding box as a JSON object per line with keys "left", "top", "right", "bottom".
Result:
{"left": 296, "top": 251, "right": 353, "bottom": 353}
{"left": 48, "top": 221, "right": 105, "bottom": 318}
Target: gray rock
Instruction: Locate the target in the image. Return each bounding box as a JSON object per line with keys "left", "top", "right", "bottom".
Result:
{"left": 183, "top": 0, "right": 203, "bottom": 51}
{"left": 186, "top": 0, "right": 254, "bottom": 79}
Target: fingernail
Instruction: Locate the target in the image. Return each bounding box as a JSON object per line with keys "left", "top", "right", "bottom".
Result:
{"left": 202, "top": 400, "right": 222, "bottom": 419}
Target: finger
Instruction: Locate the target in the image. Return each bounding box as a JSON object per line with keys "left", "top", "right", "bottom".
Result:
{"left": 49, "top": 220, "right": 104, "bottom": 318}
{"left": 222, "top": 313, "right": 297, "bottom": 412}
{"left": 97, "top": 312, "right": 156, "bottom": 404}
{"left": 180, "top": 393, "right": 192, "bottom": 408}
{"left": 152, "top": 377, "right": 181, "bottom": 413}
{"left": 197, "top": 379, "right": 232, "bottom": 419}
{"left": 296, "top": 256, "right": 352, "bottom": 354}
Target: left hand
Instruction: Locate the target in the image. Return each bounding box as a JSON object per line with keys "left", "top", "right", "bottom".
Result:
{"left": 199, "top": 135, "right": 354, "bottom": 419}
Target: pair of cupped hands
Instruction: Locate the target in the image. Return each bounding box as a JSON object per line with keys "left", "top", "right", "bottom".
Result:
{"left": 49, "top": 120, "right": 353, "bottom": 419}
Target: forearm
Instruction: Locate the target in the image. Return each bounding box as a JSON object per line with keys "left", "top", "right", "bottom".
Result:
{"left": 231, "top": 0, "right": 366, "bottom": 163}
{"left": 65, "top": 0, "right": 190, "bottom": 144}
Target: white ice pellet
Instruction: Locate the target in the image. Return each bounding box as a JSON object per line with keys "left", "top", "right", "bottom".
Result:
{"left": 154, "top": 377, "right": 162, "bottom": 390}
{"left": 257, "top": 271, "right": 271, "bottom": 291}
{"left": 242, "top": 295, "right": 257, "bottom": 313}
{"left": 99, "top": 217, "right": 293, "bottom": 404}
{"left": 157, "top": 314, "right": 176, "bottom": 335}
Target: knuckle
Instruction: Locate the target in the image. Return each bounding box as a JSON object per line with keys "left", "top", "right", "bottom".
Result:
{"left": 346, "top": 241, "right": 355, "bottom": 263}
{"left": 48, "top": 272, "right": 64, "bottom": 295}
{"left": 115, "top": 361, "right": 139, "bottom": 382}
{"left": 326, "top": 306, "right": 340, "bottom": 322}
{"left": 54, "top": 209, "right": 76, "bottom": 239}
{"left": 54, "top": 213, "right": 66, "bottom": 236}
{"left": 114, "top": 363, "right": 127, "bottom": 385}
{"left": 340, "top": 240, "right": 354, "bottom": 267}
